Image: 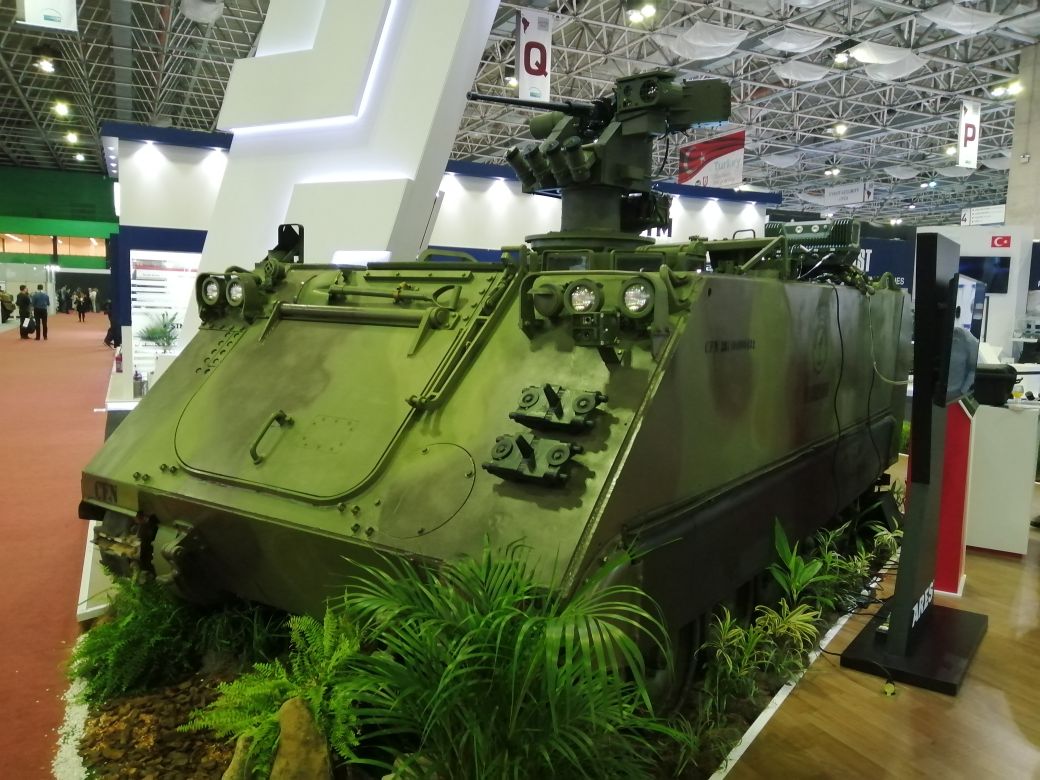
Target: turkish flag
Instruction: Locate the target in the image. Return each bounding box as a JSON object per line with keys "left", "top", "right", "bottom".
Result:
{"left": 991, "top": 235, "right": 1011, "bottom": 248}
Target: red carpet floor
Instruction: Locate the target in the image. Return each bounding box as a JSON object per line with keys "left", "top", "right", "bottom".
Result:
{"left": 0, "top": 312, "right": 112, "bottom": 777}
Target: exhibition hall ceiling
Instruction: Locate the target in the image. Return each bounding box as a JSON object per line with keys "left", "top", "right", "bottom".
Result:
{"left": 464, "top": 0, "right": 1039, "bottom": 224}
{"left": 0, "top": 1, "right": 1037, "bottom": 224}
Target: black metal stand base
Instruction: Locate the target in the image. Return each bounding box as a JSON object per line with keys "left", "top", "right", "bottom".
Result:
{"left": 840, "top": 604, "right": 987, "bottom": 696}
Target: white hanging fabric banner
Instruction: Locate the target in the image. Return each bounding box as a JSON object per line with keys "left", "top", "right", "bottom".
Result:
{"left": 958, "top": 99, "right": 981, "bottom": 168}
{"left": 862, "top": 53, "right": 927, "bottom": 82}
{"left": 937, "top": 166, "right": 974, "bottom": 178}
{"left": 850, "top": 41, "right": 917, "bottom": 65}
{"left": 787, "top": 0, "right": 830, "bottom": 7}
{"left": 794, "top": 190, "right": 829, "bottom": 206}
{"left": 981, "top": 156, "right": 1012, "bottom": 170}
{"left": 728, "top": 0, "right": 779, "bottom": 12}
{"left": 516, "top": 9, "right": 553, "bottom": 102}
{"left": 771, "top": 61, "right": 830, "bottom": 82}
{"left": 762, "top": 153, "right": 799, "bottom": 168}
{"left": 762, "top": 29, "right": 830, "bottom": 53}
{"left": 884, "top": 165, "right": 920, "bottom": 180}
{"left": 1008, "top": 3, "right": 1040, "bottom": 36}
{"left": 921, "top": 2, "right": 1003, "bottom": 35}
{"left": 658, "top": 22, "right": 748, "bottom": 61}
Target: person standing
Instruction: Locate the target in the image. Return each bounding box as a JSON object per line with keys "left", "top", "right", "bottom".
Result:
{"left": 15, "top": 284, "right": 32, "bottom": 339}
{"left": 0, "top": 286, "right": 13, "bottom": 324}
{"left": 30, "top": 284, "right": 49, "bottom": 341}
{"left": 89, "top": 287, "right": 98, "bottom": 313}
{"left": 76, "top": 290, "right": 89, "bottom": 322}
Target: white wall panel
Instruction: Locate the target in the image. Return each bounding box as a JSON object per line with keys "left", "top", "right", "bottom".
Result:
{"left": 117, "top": 141, "right": 227, "bottom": 231}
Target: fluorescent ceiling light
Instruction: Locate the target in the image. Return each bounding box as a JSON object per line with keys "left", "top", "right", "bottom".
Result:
{"left": 4, "top": 233, "right": 23, "bottom": 242}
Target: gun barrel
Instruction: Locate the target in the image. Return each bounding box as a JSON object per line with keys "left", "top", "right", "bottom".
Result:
{"left": 466, "top": 91, "right": 597, "bottom": 116}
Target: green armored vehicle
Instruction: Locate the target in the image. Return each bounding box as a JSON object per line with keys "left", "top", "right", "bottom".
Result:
{"left": 81, "top": 70, "right": 911, "bottom": 670}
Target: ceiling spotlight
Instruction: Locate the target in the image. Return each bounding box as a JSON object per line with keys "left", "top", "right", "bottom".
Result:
{"left": 640, "top": 2, "right": 656, "bottom": 16}
{"left": 928, "top": 180, "right": 937, "bottom": 188}
{"left": 74, "top": 153, "right": 85, "bottom": 162}
{"left": 65, "top": 131, "right": 79, "bottom": 143}
{"left": 832, "top": 123, "right": 848, "bottom": 136}
{"left": 890, "top": 218, "right": 903, "bottom": 225}
{"left": 824, "top": 169, "right": 834, "bottom": 176}
{"left": 920, "top": 182, "right": 929, "bottom": 189}
{"left": 823, "top": 212, "right": 835, "bottom": 218}
{"left": 506, "top": 75, "right": 518, "bottom": 88}
{"left": 834, "top": 52, "right": 849, "bottom": 65}
{"left": 36, "top": 58, "right": 55, "bottom": 74}
{"left": 908, "top": 204, "right": 916, "bottom": 209}
{"left": 992, "top": 85, "right": 1008, "bottom": 97}
{"left": 1008, "top": 81, "right": 1023, "bottom": 96}
{"left": 53, "top": 101, "right": 70, "bottom": 117}
{"left": 945, "top": 146, "right": 956, "bottom": 156}
{"left": 627, "top": 8, "right": 644, "bottom": 22}
{"left": 831, "top": 167, "right": 840, "bottom": 176}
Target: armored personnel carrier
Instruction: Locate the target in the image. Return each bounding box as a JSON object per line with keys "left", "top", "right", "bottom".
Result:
{"left": 81, "top": 70, "right": 911, "bottom": 673}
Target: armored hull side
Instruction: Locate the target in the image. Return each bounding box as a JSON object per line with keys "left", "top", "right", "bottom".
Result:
{"left": 82, "top": 257, "right": 909, "bottom": 620}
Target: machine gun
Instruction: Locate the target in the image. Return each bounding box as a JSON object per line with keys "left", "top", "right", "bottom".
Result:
{"left": 469, "top": 69, "right": 730, "bottom": 243}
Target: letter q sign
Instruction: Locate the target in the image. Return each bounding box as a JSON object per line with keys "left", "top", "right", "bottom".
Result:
{"left": 524, "top": 42, "right": 548, "bottom": 77}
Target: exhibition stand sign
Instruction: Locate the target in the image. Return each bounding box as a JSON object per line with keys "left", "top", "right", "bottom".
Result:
{"left": 842, "top": 233, "right": 988, "bottom": 695}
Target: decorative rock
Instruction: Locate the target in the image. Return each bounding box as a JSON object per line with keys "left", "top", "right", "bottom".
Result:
{"left": 222, "top": 735, "right": 252, "bottom": 780}
{"left": 270, "top": 697, "right": 332, "bottom": 780}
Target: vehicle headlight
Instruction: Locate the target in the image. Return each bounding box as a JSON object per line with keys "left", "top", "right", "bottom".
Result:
{"left": 226, "top": 278, "right": 244, "bottom": 306}
{"left": 622, "top": 281, "right": 653, "bottom": 314}
{"left": 568, "top": 283, "right": 599, "bottom": 313}
{"left": 201, "top": 277, "right": 221, "bottom": 305}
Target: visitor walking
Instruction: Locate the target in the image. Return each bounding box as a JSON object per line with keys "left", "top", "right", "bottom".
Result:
{"left": 30, "top": 284, "right": 49, "bottom": 341}
{"left": 89, "top": 287, "right": 98, "bottom": 313}
{"left": 15, "top": 285, "right": 32, "bottom": 339}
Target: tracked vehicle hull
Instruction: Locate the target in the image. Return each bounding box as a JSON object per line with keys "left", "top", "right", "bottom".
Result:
{"left": 82, "top": 254, "right": 910, "bottom": 626}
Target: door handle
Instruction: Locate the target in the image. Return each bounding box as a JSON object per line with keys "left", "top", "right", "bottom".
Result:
{"left": 249, "top": 410, "right": 293, "bottom": 464}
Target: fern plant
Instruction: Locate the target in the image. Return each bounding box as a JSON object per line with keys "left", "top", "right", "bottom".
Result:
{"left": 183, "top": 611, "right": 362, "bottom": 777}
{"left": 68, "top": 576, "right": 288, "bottom": 706}
{"left": 69, "top": 576, "right": 201, "bottom": 704}
{"left": 341, "top": 543, "right": 687, "bottom": 779}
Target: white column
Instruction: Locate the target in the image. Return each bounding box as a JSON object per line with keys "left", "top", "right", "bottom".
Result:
{"left": 182, "top": 0, "right": 499, "bottom": 340}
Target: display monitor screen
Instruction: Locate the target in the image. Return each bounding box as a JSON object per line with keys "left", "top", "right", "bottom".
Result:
{"left": 958, "top": 255, "right": 1010, "bottom": 294}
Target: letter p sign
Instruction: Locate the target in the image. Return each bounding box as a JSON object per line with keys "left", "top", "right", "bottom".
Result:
{"left": 963, "top": 124, "right": 977, "bottom": 144}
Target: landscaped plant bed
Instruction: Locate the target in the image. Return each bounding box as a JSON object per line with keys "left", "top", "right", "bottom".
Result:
{"left": 78, "top": 675, "right": 234, "bottom": 779}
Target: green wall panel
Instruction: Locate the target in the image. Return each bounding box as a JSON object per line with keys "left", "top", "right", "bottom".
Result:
{"left": 0, "top": 215, "right": 118, "bottom": 238}
{"left": 0, "top": 252, "right": 106, "bottom": 269}
{"left": 0, "top": 167, "right": 117, "bottom": 223}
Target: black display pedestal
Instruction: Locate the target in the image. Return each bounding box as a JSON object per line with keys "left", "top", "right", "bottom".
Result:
{"left": 841, "top": 604, "right": 988, "bottom": 696}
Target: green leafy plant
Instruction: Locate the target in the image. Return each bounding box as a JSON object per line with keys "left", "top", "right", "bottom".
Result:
{"left": 898, "top": 420, "right": 911, "bottom": 454}
{"left": 136, "top": 311, "right": 178, "bottom": 349}
{"left": 183, "top": 612, "right": 362, "bottom": 777}
{"left": 699, "top": 608, "right": 768, "bottom": 723}
{"left": 754, "top": 600, "right": 820, "bottom": 658}
{"left": 68, "top": 577, "right": 287, "bottom": 706}
{"left": 342, "top": 543, "right": 687, "bottom": 779}
{"left": 69, "top": 576, "right": 200, "bottom": 705}
{"left": 868, "top": 520, "right": 903, "bottom": 562}
{"left": 768, "top": 520, "right": 837, "bottom": 612}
